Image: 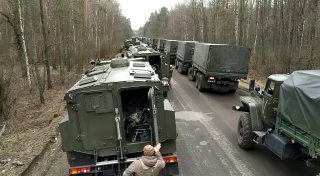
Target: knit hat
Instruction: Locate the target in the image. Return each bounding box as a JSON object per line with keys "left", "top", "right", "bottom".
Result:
{"left": 143, "top": 145, "right": 155, "bottom": 156}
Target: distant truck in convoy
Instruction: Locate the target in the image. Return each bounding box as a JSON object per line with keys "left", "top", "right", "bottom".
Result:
{"left": 233, "top": 70, "right": 320, "bottom": 167}
{"left": 188, "top": 43, "right": 250, "bottom": 93}
{"left": 126, "top": 45, "right": 171, "bottom": 97}
{"left": 164, "top": 40, "right": 178, "bottom": 66}
{"left": 157, "top": 39, "right": 167, "bottom": 53}
{"left": 175, "top": 41, "right": 196, "bottom": 74}
{"left": 59, "top": 58, "right": 179, "bottom": 176}
{"left": 152, "top": 38, "right": 159, "bottom": 50}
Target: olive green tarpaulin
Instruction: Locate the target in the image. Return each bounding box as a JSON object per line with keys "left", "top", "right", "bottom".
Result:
{"left": 279, "top": 70, "right": 320, "bottom": 139}
{"left": 192, "top": 43, "right": 250, "bottom": 77}
{"left": 177, "top": 41, "right": 196, "bottom": 62}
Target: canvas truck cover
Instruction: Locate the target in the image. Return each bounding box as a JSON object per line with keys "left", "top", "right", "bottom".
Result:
{"left": 164, "top": 40, "right": 178, "bottom": 53}
{"left": 157, "top": 39, "right": 166, "bottom": 50}
{"left": 177, "top": 41, "right": 196, "bottom": 62}
{"left": 193, "top": 43, "right": 250, "bottom": 77}
{"left": 279, "top": 70, "right": 320, "bottom": 139}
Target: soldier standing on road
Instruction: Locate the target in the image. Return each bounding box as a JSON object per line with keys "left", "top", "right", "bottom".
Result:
{"left": 123, "top": 143, "right": 165, "bottom": 176}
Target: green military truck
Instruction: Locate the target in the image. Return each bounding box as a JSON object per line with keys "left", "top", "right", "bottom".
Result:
{"left": 126, "top": 45, "right": 171, "bottom": 97}
{"left": 234, "top": 70, "right": 320, "bottom": 166}
{"left": 59, "top": 58, "right": 179, "bottom": 176}
{"left": 157, "top": 39, "right": 167, "bottom": 53}
{"left": 152, "top": 38, "right": 159, "bottom": 50}
{"left": 188, "top": 43, "right": 250, "bottom": 93}
{"left": 175, "top": 41, "right": 196, "bottom": 74}
{"left": 164, "top": 40, "right": 178, "bottom": 66}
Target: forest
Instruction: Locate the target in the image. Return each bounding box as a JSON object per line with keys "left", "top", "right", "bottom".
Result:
{"left": 0, "top": 0, "right": 132, "bottom": 123}
{"left": 142, "top": 0, "right": 320, "bottom": 75}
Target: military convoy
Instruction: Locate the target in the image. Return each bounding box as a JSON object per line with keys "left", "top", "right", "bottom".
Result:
{"left": 233, "top": 70, "right": 320, "bottom": 166}
{"left": 59, "top": 35, "right": 320, "bottom": 176}
{"left": 60, "top": 58, "right": 179, "bottom": 176}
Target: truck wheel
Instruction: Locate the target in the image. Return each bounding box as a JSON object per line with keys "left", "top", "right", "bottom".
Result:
{"left": 195, "top": 75, "right": 199, "bottom": 88}
{"left": 177, "top": 62, "right": 182, "bottom": 74}
{"left": 175, "top": 59, "right": 178, "bottom": 69}
{"left": 163, "top": 90, "right": 168, "bottom": 97}
{"left": 188, "top": 68, "right": 195, "bottom": 81}
{"left": 197, "top": 74, "right": 205, "bottom": 92}
{"left": 237, "top": 113, "right": 255, "bottom": 149}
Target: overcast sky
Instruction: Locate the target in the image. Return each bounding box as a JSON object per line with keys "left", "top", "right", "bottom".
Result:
{"left": 117, "top": 0, "right": 185, "bottom": 30}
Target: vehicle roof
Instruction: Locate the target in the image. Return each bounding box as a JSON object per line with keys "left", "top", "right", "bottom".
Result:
{"left": 268, "top": 74, "right": 290, "bottom": 82}
{"left": 166, "top": 39, "right": 178, "bottom": 42}
{"left": 68, "top": 59, "right": 160, "bottom": 92}
{"left": 130, "top": 46, "right": 161, "bottom": 56}
{"left": 178, "top": 40, "right": 197, "bottom": 44}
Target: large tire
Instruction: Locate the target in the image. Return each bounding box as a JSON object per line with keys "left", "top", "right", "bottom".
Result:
{"left": 177, "top": 62, "right": 183, "bottom": 74}
{"left": 188, "top": 68, "right": 195, "bottom": 81}
{"left": 163, "top": 90, "right": 168, "bottom": 98}
{"left": 237, "top": 113, "right": 255, "bottom": 149}
{"left": 195, "top": 75, "right": 199, "bottom": 88}
{"left": 197, "top": 74, "right": 205, "bottom": 92}
{"left": 175, "top": 59, "right": 178, "bottom": 69}
{"left": 229, "top": 89, "right": 237, "bottom": 94}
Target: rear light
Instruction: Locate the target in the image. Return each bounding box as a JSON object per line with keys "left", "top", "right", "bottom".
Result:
{"left": 163, "top": 156, "right": 178, "bottom": 163}
{"left": 162, "top": 81, "right": 169, "bottom": 87}
{"left": 208, "top": 76, "right": 215, "bottom": 80}
{"left": 69, "top": 166, "right": 91, "bottom": 175}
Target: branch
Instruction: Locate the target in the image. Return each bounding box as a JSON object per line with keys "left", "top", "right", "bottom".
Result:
{"left": 0, "top": 11, "right": 14, "bottom": 27}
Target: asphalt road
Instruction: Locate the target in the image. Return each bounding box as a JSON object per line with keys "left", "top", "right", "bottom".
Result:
{"left": 32, "top": 70, "right": 320, "bottom": 176}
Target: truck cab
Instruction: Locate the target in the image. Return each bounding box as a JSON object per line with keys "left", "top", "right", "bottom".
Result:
{"left": 234, "top": 70, "right": 320, "bottom": 165}
{"left": 258, "top": 74, "right": 289, "bottom": 125}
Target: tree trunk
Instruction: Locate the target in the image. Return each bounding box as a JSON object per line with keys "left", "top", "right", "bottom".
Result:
{"left": 39, "top": 0, "right": 52, "bottom": 89}
{"left": 200, "top": 0, "right": 208, "bottom": 42}
{"left": 58, "top": 9, "right": 65, "bottom": 84}
{"left": 17, "top": 0, "right": 31, "bottom": 87}
{"left": 28, "top": 7, "right": 45, "bottom": 103}
{"left": 309, "top": 0, "right": 318, "bottom": 68}
{"left": 0, "top": 69, "right": 4, "bottom": 121}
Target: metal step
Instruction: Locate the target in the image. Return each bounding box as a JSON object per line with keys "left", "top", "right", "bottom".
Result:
{"left": 253, "top": 131, "right": 267, "bottom": 144}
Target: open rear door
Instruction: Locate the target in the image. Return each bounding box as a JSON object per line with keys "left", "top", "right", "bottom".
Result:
{"left": 148, "top": 87, "right": 159, "bottom": 145}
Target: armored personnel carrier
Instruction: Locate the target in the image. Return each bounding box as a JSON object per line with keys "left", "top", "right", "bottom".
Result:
{"left": 127, "top": 45, "right": 171, "bottom": 97}
{"left": 59, "top": 58, "right": 179, "bottom": 176}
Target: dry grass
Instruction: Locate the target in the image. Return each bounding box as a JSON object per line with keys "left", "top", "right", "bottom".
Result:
{"left": 0, "top": 69, "right": 81, "bottom": 175}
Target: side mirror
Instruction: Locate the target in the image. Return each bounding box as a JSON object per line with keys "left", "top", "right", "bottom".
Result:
{"left": 255, "top": 86, "right": 261, "bottom": 92}
{"left": 249, "top": 79, "right": 256, "bottom": 92}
